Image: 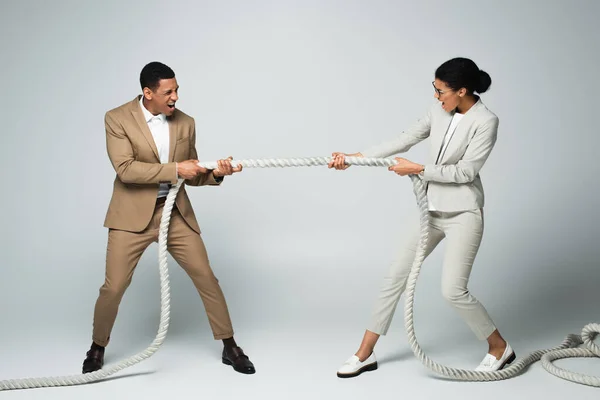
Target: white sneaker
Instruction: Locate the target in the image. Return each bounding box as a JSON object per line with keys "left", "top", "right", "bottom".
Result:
{"left": 336, "top": 352, "right": 378, "bottom": 378}
{"left": 475, "top": 344, "right": 516, "bottom": 371}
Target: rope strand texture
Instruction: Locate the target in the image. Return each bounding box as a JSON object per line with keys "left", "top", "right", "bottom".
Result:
{"left": 198, "top": 156, "right": 395, "bottom": 170}
{"left": 0, "top": 177, "right": 183, "bottom": 391}
{"left": 405, "top": 174, "right": 599, "bottom": 386}
{"left": 0, "top": 156, "right": 597, "bottom": 391}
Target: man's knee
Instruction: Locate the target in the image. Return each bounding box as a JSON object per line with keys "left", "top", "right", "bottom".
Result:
{"left": 186, "top": 266, "right": 218, "bottom": 282}
{"left": 99, "top": 279, "right": 131, "bottom": 300}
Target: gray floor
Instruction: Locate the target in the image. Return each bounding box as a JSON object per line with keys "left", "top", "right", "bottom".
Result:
{"left": 2, "top": 244, "right": 598, "bottom": 399}
{"left": 1, "top": 321, "right": 597, "bottom": 400}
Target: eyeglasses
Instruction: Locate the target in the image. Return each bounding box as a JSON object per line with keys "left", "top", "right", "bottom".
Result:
{"left": 432, "top": 81, "right": 453, "bottom": 96}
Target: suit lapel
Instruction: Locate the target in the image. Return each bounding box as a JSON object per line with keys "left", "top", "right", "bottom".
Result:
{"left": 433, "top": 110, "right": 454, "bottom": 164}
{"left": 168, "top": 113, "right": 179, "bottom": 162}
{"left": 130, "top": 96, "right": 160, "bottom": 161}
{"left": 434, "top": 99, "right": 483, "bottom": 164}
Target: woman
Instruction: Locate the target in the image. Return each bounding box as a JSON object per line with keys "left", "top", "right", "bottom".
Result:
{"left": 329, "top": 57, "right": 515, "bottom": 378}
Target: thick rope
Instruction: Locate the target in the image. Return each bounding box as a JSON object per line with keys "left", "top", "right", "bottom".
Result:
{"left": 404, "top": 174, "right": 599, "bottom": 386}
{"left": 0, "top": 156, "right": 597, "bottom": 391}
{"left": 0, "top": 178, "right": 182, "bottom": 391}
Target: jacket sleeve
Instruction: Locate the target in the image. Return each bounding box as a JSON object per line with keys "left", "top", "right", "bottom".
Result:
{"left": 360, "top": 106, "right": 432, "bottom": 158}
{"left": 421, "top": 115, "right": 498, "bottom": 183}
{"left": 183, "top": 123, "right": 222, "bottom": 187}
{"left": 105, "top": 111, "right": 178, "bottom": 185}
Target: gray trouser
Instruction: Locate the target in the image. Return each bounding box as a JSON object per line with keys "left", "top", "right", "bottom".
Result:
{"left": 368, "top": 208, "right": 496, "bottom": 341}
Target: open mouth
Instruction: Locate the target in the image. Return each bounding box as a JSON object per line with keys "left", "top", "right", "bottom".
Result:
{"left": 167, "top": 103, "right": 175, "bottom": 110}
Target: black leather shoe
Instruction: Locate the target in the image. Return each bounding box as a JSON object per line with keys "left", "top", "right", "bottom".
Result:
{"left": 82, "top": 345, "right": 104, "bottom": 373}
{"left": 222, "top": 346, "right": 255, "bottom": 374}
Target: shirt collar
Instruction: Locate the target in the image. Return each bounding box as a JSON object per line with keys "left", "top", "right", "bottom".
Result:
{"left": 139, "top": 96, "right": 166, "bottom": 123}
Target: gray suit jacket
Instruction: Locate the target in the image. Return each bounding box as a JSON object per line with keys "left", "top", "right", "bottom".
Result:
{"left": 361, "top": 98, "right": 499, "bottom": 212}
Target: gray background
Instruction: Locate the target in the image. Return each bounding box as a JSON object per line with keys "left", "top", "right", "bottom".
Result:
{"left": 1, "top": 0, "right": 598, "bottom": 398}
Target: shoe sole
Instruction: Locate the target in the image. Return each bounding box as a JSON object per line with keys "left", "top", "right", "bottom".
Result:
{"left": 499, "top": 351, "right": 516, "bottom": 369}
{"left": 82, "top": 367, "right": 102, "bottom": 374}
{"left": 222, "top": 357, "right": 256, "bottom": 374}
{"left": 476, "top": 351, "right": 517, "bottom": 372}
{"left": 337, "top": 361, "right": 378, "bottom": 378}
{"left": 82, "top": 363, "right": 103, "bottom": 374}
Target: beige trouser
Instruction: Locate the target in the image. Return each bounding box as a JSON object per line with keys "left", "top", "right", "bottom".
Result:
{"left": 368, "top": 208, "right": 496, "bottom": 341}
{"left": 92, "top": 198, "right": 234, "bottom": 346}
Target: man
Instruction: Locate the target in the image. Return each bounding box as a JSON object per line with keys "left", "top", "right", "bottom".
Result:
{"left": 82, "top": 61, "right": 255, "bottom": 375}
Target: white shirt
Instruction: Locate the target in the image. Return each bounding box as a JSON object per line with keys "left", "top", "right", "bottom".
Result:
{"left": 428, "top": 112, "right": 464, "bottom": 211}
{"left": 139, "top": 97, "right": 171, "bottom": 198}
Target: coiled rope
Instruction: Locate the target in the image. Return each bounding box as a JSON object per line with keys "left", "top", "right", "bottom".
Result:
{"left": 404, "top": 169, "right": 599, "bottom": 386}
{"left": 0, "top": 156, "right": 597, "bottom": 391}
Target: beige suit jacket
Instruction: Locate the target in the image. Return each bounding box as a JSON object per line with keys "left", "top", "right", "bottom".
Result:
{"left": 361, "top": 98, "right": 499, "bottom": 211}
{"left": 103, "top": 96, "right": 221, "bottom": 234}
